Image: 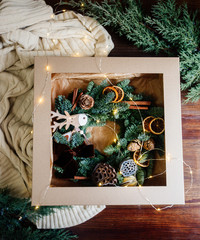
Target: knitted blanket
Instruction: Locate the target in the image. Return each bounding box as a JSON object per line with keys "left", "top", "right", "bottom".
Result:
{"left": 0, "top": 0, "right": 114, "bottom": 229}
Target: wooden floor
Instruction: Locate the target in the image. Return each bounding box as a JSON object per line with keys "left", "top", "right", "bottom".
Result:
{"left": 46, "top": 0, "right": 200, "bottom": 239}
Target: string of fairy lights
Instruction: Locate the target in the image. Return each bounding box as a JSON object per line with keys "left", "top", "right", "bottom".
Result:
{"left": 31, "top": 6, "right": 193, "bottom": 211}
{"left": 32, "top": 57, "right": 193, "bottom": 212}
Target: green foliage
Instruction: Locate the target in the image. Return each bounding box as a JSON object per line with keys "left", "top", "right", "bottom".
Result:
{"left": 53, "top": 166, "right": 64, "bottom": 174}
{"left": 55, "top": 95, "right": 72, "bottom": 114}
{"left": 136, "top": 169, "right": 145, "bottom": 185}
{"left": 138, "top": 132, "right": 151, "bottom": 142}
{"left": 104, "top": 145, "right": 117, "bottom": 155}
{"left": 147, "top": 107, "right": 164, "bottom": 118}
{"left": 53, "top": 79, "right": 165, "bottom": 186}
{"left": 66, "top": 0, "right": 200, "bottom": 102}
{"left": 0, "top": 189, "right": 77, "bottom": 240}
{"left": 53, "top": 131, "right": 69, "bottom": 145}
{"left": 124, "top": 124, "right": 141, "bottom": 141}
{"left": 119, "top": 138, "right": 128, "bottom": 148}
{"left": 86, "top": 81, "right": 95, "bottom": 93}
{"left": 75, "top": 150, "right": 105, "bottom": 176}
{"left": 146, "top": 160, "right": 154, "bottom": 178}
{"left": 117, "top": 172, "right": 124, "bottom": 185}
{"left": 70, "top": 132, "right": 84, "bottom": 148}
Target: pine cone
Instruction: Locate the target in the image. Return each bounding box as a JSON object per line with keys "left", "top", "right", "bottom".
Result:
{"left": 127, "top": 139, "right": 142, "bottom": 152}
{"left": 92, "top": 163, "right": 117, "bottom": 186}
{"left": 143, "top": 138, "right": 155, "bottom": 150}
{"left": 79, "top": 94, "right": 94, "bottom": 110}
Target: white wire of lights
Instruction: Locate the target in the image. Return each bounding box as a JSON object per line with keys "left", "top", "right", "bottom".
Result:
{"left": 32, "top": 3, "right": 194, "bottom": 210}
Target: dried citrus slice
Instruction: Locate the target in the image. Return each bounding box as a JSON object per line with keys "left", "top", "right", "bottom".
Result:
{"left": 143, "top": 116, "right": 154, "bottom": 132}
{"left": 149, "top": 117, "right": 165, "bottom": 135}
{"left": 102, "top": 86, "right": 118, "bottom": 103}
{"left": 133, "top": 150, "right": 149, "bottom": 168}
{"left": 112, "top": 86, "right": 124, "bottom": 103}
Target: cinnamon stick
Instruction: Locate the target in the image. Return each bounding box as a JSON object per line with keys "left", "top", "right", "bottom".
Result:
{"left": 74, "top": 176, "right": 89, "bottom": 180}
{"left": 129, "top": 106, "right": 148, "bottom": 110}
{"left": 123, "top": 101, "right": 151, "bottom": 106}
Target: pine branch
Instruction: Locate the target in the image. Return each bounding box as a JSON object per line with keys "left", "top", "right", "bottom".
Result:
{"left": 0, "top": 189, "right": 77, "bottom": 240}
{"left": 64, "top": 0, "right": 200, "bottom": 102}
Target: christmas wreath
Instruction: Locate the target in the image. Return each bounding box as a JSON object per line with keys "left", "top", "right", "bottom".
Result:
{"left": 51, "top": 79, "right": 165, "bottom": 187}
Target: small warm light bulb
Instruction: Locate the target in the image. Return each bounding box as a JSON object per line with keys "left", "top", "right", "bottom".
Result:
{"left": 45, "top": 65, "right": 50, "bottom": 71}
{"left": 119, "top": 171, "right": 122, "bottom": 175}
{"left": 98, "top": 182, "right": 102, "bottom": 187}
{"left": 62, "top": 9, "right": 66, "bottom": 12}
{"left": 156, "top": 208, "right": 161, "bottom": 211}
{"left": 83, "top": 35, "right": 88, "bottom": 41}
{"left": 166, "top": 153, "right": 171, "bottom": 161}
{"left": 31, "top": 130, "right": 33, "bottom": 134}
{"left": 19, "top": 216, "right": 22, "bottom": 220}
{"left": 113, "top": 109, "right": 118, "bottom": 115}
{"left": 149, "top": 175, "right": 153, "bottom": 179}
{"left": 138, "top": 185, "right": 142, "bottom": 188}
{"left": 81, "top": 2, "right": 85, "bottom": 7}
{"left": 113, "top": 138, "right": 117, "bottom": 143}
{"left": 190, "top": 170, "right": 193, "bottom": 174}
{"left": 117, "top": 142, "right": 121, "bottom": 146}
{"left": 38, "top": 97, "right": 44, "bottom": 104}
{"left": 74, "top": 52, "right": 80, "bottom": 57}
{"left": 35, "top": 205, "right": 40, "bottom": 210}
{"left": 51, "top": 14, "right": 55, "bottom": 19}
{"left": 129, "top": 97, "right": 133, "bottom": 101}
{"left": 96, "top": 119, "right": 100, "bottom": 123}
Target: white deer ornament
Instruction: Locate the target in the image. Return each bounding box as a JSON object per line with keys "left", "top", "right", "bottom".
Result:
{"left": 51, "top": 110, "right": 88, "bottom": 134}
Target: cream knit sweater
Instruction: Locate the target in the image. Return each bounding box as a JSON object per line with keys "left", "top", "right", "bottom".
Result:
{"left": 0, "top": 0, "right": 114, "bottom": 229}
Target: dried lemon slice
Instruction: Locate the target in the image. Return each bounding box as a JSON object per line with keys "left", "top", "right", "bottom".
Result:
{"left": 133, "top": 150, "right": 149, "bottom": 168}
{"left": 149, "top": 117, "right": 165, "bottom": 135}
{"left": 102, "top": 86, "right": 118, "bottom": 103}
{"left": 112, "top": 86, "right": 124, "bottom": 103}
{"left": 142, "top": 116, "right": 154, "bottom": 132}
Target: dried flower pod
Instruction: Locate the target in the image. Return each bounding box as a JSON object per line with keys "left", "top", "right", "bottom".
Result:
{"left": 127, "top": 139, "right": 142, "bottom": 152}
{"left": 120, "top": 159, "right": 138, "bottom": 177}
{"left": 92, "top": 163, "right": 117, "bottom": 186}
{"left": 143, "top": 138, "right": 155, "bottom": 151}
{"left": 79, "top": 94, "right": 94, "bottom": 110}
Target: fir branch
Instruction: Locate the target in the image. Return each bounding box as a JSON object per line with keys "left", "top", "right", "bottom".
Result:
{"left": 54, "top": 166, "right": 64, "bottom": 174}
{"left": 147, "top": 107, "right": 164, "bottom": 118}
{"left": 65, "top": 0, "right": 200, "bottom": 102}
{"left": 70, "top": 132, "right": 84, "bottom": 148}
{"left": 53, "top": 131, "right": 69, "bottom": 145}
{"left": 184, "top": 83, "right": 200, "bottom": 103}
{"left": 104, "top": 145, "right": 117, "bottom": 155}
{"left": 75, "top": 150, "right": 105, "bottom": 176}
{"left": 0, "top": 189, "right": 76, "bottom": 240}
{"left": 55, "top": 95, "right": 72, "bottom": 114}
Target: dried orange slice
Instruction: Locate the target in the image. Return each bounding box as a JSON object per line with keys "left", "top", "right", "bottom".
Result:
{"left": 133, "top": 150, "right": 149, "bottom": 168}
{"left": 143, "top": 116, "right": 154, "bottom": 132}
{"left": 102, "top": 86, "right": 118, "bottom": 103}
{"left": 112, "top": 86, "right": 124, "bottom": 103}
{"left": 149, "top": 117, "right": 165, "bottom": 135}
